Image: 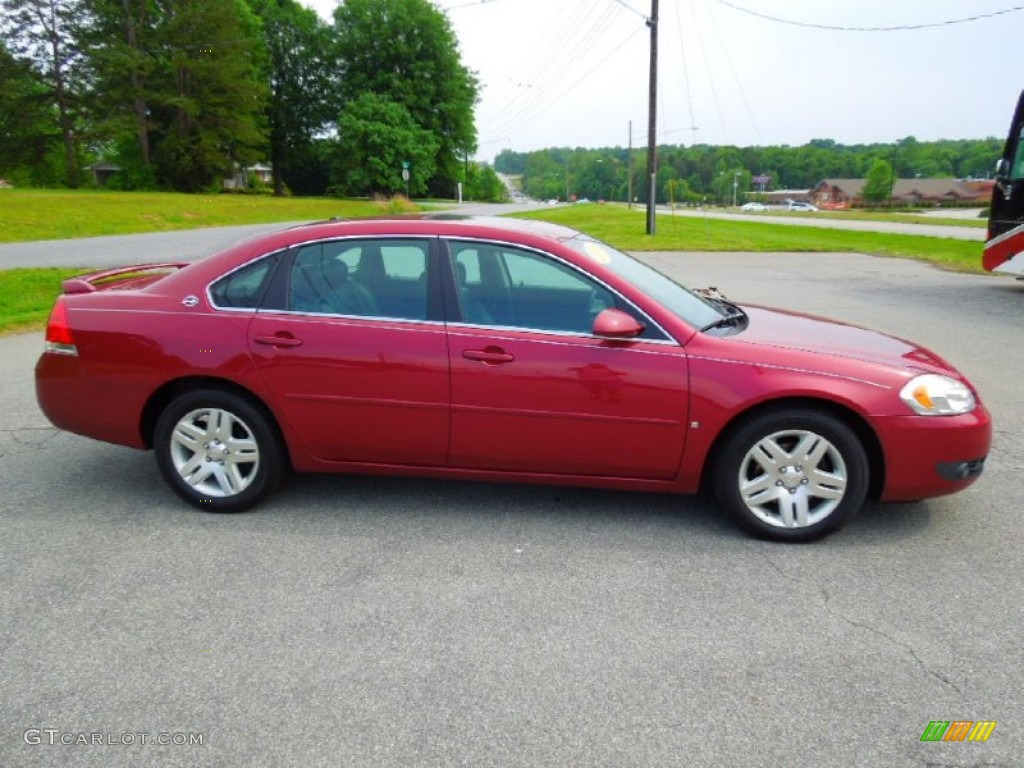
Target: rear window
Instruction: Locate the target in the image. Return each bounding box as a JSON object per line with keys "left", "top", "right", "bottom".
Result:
{"left": 209, "top": 253, "right": 281, "bottom": 309}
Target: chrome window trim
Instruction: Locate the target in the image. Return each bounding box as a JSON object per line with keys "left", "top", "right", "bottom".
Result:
{"left": 254, "top": 307, "right": 446, "bottom": 328}
{"left": 205, "top": 235, "right": 437, "bottom": 313}
{"left": 447, "top": 328, "right": 683, "bottom": 354}
{"left": 445, "top": 321, "right": 679, "bottom": 346}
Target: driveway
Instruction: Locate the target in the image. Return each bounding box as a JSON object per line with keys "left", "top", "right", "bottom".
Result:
{"left": 2, "top": 245, "right": 1021, "bottom": 767}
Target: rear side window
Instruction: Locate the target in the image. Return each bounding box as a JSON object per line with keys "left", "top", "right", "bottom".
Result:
{"left": 209, "top": 253, "right": 280, "bottom": 309}
{"left": 288, "top": 238, "right": 430, "bottom": 320}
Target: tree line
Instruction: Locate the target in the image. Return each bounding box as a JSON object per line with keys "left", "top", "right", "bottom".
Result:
{"left": 0, "top": 0, "right": 507, "bottom": 200}
{"left": 496, "top": 136, "right": 1004, "bottom": 205}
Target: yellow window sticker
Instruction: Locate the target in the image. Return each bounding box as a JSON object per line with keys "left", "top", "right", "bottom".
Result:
{"left": 582, "top": 241, "right": 611, "bottom": 264}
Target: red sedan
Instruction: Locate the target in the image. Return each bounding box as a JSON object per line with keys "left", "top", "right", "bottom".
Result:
{"left": 35, "top": 216, "right": 991, "bottom": 541}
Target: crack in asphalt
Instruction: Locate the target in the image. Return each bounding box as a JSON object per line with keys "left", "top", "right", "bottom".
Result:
{"left": 0, "top": 426, "right": 62, "bottom": 451}
{"left": 757, "top": 550, "right": 964, "bottom": 695}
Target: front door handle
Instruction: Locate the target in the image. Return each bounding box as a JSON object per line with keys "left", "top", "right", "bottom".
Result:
{"left": 254, "top": 333, "right": 303, "bottom": 348}
{"left": 462, "top": 347, "right": 515, "bottom": 365}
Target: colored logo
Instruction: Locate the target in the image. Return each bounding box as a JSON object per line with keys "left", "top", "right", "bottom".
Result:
{"left": 920, "top": 720, "right": 996, "bottom": 742}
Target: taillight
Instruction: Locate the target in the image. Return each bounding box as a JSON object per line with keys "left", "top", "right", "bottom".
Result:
{"left": 44, "top": 298, "right": 77, "bottom": 355}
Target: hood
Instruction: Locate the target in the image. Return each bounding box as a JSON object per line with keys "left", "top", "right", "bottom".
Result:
{"left": 730, "top": 305, "right": 959, "bottom": 376}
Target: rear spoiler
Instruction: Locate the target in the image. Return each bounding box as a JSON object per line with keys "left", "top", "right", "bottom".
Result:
{"left": 61, "top": 263, "right": 190, "bottom": 294}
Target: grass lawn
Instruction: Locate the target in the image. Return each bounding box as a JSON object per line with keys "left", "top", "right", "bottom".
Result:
{"left": 517, "top": 205, "right": 986, "bottom": 273}
{"left": 0, "top": 189, "right": 397, "bottom": 243}
{"left": 0, "top": 268, "right": 90, "bottom": 335}
{"left": 0, "top": 191, "right": 991, "bottom": 335}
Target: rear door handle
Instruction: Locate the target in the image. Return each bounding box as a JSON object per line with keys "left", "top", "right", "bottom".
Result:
{"left": 462, "top": 347, "right": 515, "bottom": 365}
{"left": 254, "top": 333, "right": 303, "bottom": 348}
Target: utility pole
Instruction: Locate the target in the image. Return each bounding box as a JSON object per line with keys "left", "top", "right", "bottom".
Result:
{"left": 645, "top": 0, "right": 659, "bottom": 235}
{"left": 627, "top": 120, "right": 633, "bottom": 210}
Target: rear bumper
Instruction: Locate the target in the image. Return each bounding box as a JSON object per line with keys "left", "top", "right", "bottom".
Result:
{"left": 35, "top": 352, "right": 147, "bottom": 448}
{"left": 873, "top": 406, "right": 992, "bottom": 502}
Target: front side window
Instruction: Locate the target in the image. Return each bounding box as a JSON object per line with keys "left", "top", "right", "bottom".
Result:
{"left": 288, "top": 239, "right": 430, "bottom": 320}
{"left": 564, "top": 235, "right": 724, "bottom": 331}
{"left": 449, "top": 241, "right": 619, "bottom": 335}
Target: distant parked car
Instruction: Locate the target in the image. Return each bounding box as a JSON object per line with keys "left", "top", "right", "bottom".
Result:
{"left": 740, "top": 202, "right": 767, "bottom": 211}
{"left": 788, "top": 201, "right": 819, "bottom": 212}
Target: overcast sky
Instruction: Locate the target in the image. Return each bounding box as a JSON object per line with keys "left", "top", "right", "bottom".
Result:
{"left": 303, "top": 0, "right": 1022, "bottom": 161}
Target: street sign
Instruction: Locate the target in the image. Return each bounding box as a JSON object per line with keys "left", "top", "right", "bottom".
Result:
{"left": 401, "top": 169, "right": 410, "bottom": 182}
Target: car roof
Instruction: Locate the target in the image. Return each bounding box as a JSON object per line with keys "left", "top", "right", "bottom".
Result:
{"left": 278, "top": 214, "right": 584, "bottom": 245}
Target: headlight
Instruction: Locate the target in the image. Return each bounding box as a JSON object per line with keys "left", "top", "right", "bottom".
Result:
{"left": 899, "top": 374, "right": 975, "bottom": 416}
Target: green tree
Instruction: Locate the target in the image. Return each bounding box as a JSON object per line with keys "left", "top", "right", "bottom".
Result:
{"left": 464, "top": 163, "right": 506, "bottom": 203}
{"left": 521, "top": 150, "right": 566, "bottom": 201}
{"left": 247, "top": 0, "right": 335, "bottom": 196}
{"left": 79, "top": 0, "right": 159, "bottom": 187}
{"left": 1, "top": 0, "right": 89, "bottom": 186}
{"left": 862, "top": 158, "right": 894, "bottom": 207}
{"left": 0, "top": 39, "right": 59, "bottom": 184}
{"left": 148, "top": 0, "right": 268, "bottom": 192}
{"left": 332, "top": 93, "right": 437, "bottom": 197}
{"left": 331, "top": 0, "right": 478, "bottom": 197}
{"left": 81, "top": 0, "right": 268, "bottom": 192}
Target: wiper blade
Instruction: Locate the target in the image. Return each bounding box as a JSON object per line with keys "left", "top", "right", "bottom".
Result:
{"left": 700, "top": 315, "right": 740, "bottom": 332}
{"left": 700, "top": 300, "right": 747, "bottom": 332}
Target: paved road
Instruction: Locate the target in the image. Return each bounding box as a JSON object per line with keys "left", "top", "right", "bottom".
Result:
{"left": 654, "top": 206, "right": 986, "bottom": 241}
{"left": 0, "top": 203, "right": 549, "bottom": 270}
{"left": 0, "top": 202, "right": 987, "bottom": 271}
{"left": 2, "top": 241, "right": 1021, "bottom": 767}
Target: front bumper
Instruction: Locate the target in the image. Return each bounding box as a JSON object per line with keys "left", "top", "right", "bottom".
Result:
{"left": 872, "top": 405, "right": 992, "bottom": 502}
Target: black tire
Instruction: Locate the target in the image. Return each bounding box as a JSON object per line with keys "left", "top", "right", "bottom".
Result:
{"left": 711, "top": 408, "right": 869, "bottom": 542}
{"left": 154, "top": 389, "right": 284, "bottom": 512}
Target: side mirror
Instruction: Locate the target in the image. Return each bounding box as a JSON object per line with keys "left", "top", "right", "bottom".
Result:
{"left": 593, "top": 308, "right": 644, "bottom": 339}
{"left": 995, "top": 157, "right": 1013, "bottom": 200}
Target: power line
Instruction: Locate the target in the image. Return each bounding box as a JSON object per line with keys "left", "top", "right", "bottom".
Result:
{"left": 481, "top": 23, "right": 644, "bottom": 143}
{"left": 441, "top": 0, "right": 503, "bottom": 10}
{"left": 716, "top": 1, "right": 1024, "bottom": 32}
{"left": 609, "top": 0, "right": 647, "bottom": 21}
{"left": 703, "top": 0, "right": 760, "bottom": 143}
{"left": 673, "top": 0, "right": 698, "bottom": 144}
{"left": 479, "top": 0, "right": 635, "bottom": 140}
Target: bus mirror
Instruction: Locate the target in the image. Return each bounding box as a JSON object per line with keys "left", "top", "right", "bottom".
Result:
{"left": 995, "top": 157, "right": 1010, "bottom": 180}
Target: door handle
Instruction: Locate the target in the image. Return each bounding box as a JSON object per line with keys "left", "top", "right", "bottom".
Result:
{"left": 462, "top": 347, "right": 515, "bottom": 365}
{"left": 254, "top": 334, "right": 303, "bottom": 348}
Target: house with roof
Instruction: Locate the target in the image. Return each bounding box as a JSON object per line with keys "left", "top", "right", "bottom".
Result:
{"left": 810, "top": 178, "right": 993, "bottom": 209}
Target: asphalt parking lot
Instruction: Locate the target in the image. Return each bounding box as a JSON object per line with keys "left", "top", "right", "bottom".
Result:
{"left": 1, "top": 243, "right": 1022, "bottom": 767}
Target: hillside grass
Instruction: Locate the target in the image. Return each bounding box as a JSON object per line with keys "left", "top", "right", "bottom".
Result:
{"left": 0, "top": 189, "right": 394, "bottom": 243}
{"left": 517, "top": 204, "right": 985, "bottom": 273}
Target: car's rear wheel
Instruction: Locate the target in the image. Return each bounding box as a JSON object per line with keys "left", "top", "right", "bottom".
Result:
{"left": 155, "top": 389, "right": 284, "bottom": 512}
{"left": 711, "top": 408, "right": 868, "bottom": 542}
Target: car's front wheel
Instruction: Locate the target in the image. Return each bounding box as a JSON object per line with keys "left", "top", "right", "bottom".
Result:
{"left": 711, "top": 408, "right": 869, "bottom": 542}
{"left": 154, "top": 389, "right": 284, "bottom": 512}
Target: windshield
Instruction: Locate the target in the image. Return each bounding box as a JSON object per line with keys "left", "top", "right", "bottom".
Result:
{"left": 564, "top": 235, "right": 724, "bottom": 330}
